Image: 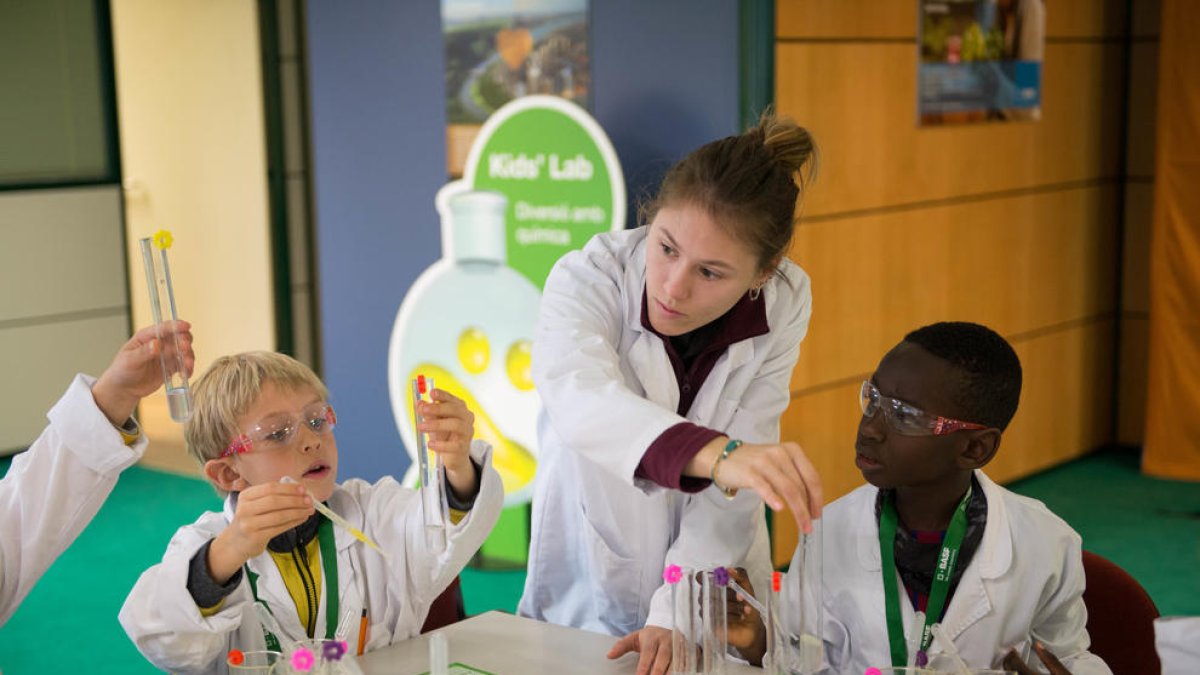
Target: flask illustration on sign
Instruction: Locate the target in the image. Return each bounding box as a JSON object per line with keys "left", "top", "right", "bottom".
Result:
{"left": 388, "top": 188, "right": 541, "bottom": 505}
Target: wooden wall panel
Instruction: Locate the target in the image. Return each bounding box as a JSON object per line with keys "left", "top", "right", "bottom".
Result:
{"left": 1123, "top": 183, "right": 1153, "bottom": 314}
{"left": 789, "top": 185, "right": 1119, "bottom": 391}
{"left": 776, "top": 1, "right": 916, "bottom": 40}
{"left": 775, "top": 320, "right": 1115, "bottom": 565}
{"left": 776, "top": 0, "right": 1128, "bottom": 40}
{"left": 993, "top": 320, "right": 1115, "bottom": 480}
{"left": 1118, "top": 317, "right": 1149, "bottom": 444}
{"left": 771, "top": 0, "right": 1135, "bottom": 561}
{"left": 777, "top": 43, "right": 1125, "bottom": 217}
{"left": 1127, "top": 43, "right": 1160, "bottom": 179}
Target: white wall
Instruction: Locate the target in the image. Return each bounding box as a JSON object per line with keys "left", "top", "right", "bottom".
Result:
{"left": 111, "top": 0, "right": 275, "bottom": 473}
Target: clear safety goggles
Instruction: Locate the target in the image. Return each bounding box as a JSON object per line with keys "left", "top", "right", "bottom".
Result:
{"left": 221, "top": 402, "right": 337, "bottom": 457}
{"left": 859, "top": 380, "right": 986, "bottom": 437}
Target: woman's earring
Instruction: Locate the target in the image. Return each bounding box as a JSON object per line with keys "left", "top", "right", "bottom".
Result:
{"left": 749, "top": 286, "right": 762, "bottom": 301}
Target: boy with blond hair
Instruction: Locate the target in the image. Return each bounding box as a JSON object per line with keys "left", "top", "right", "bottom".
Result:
{"left": 120, "top": 351, "right": 501, "bottom": 674}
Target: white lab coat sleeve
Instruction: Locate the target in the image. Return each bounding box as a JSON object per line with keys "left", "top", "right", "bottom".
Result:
{"left": 1028, "top": 531, "right": 1113, "bottom": 675}
{"left": 119, "top": 518, "right": 255, "bottom": 675}
{"left": 367, "top": 440, "right": 503, "bottom": 627}
{"left": 533, "top": 244, "right": 688, "bottom": 486}
{"left": 0, "top": 373, "right": 147, "bottom": 627}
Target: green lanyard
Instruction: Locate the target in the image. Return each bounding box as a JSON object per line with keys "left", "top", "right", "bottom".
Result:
{"left": 246, "top": 515, "right": 341, "bottom": 650}
{"left": 878, "top": 486, "right": 972, "bottom": 668}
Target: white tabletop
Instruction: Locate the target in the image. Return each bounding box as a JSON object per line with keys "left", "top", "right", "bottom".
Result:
{"left": 356, "top": 611, "right": 760, "bottom": 674}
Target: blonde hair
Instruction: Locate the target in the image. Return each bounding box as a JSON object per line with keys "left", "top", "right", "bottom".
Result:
{"left": 185, "top": 351, "right": 329, "bottom": 467}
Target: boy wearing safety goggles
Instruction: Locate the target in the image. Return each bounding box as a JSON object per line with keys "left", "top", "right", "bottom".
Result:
{"left": 119, "top": 351, "right": 502, "bottom": 674}
{"left": 727, "top": 322, "right": 1110, "bottom": 675}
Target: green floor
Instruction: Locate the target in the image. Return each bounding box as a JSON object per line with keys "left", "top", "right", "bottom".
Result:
{"left": 0, "top": 447, "right": 1196, "bottom": 673}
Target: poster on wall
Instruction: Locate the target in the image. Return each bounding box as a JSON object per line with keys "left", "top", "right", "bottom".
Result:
{"left": 917, "top": 0, "right": 1045, "bottom": 125}
{"left": 442, "top": 0, "right": 590, "bottom": 175}
{"left": 389, "top": 96, "right": 624, "bottom": 567}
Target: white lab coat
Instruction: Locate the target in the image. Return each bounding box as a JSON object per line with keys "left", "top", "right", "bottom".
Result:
{"left": 794, "top": 470, "right": 1111, "bottom": 675}
{"left": 518, "top": 226, "right": 812, "bottom": 636}
{"left": 119, "top": 442, "right": 502, "bottom": 675}
{"left": 0, "top": 374, "right": 147, "bottom": 627}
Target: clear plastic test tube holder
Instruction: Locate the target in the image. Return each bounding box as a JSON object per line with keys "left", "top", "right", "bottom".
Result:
{"left": 671, "top": 568, "right": 728, "bottom": 674}
{"left": 139, "top": 235, "right": 193, "bottom": 422}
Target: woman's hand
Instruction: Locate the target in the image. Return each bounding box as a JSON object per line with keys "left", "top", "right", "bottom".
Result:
{"left": 686, "top": 437, "right": 824, "bottom": 533}
{"left": 607, "top": 626, "right": 674, "bottom": 675}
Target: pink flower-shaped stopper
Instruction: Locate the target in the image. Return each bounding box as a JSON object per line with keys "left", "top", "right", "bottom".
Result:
{"left": 291, "top": 646, "right": 315, "bottom": 671}
{"left": 663, "top": 564, "right": 683, "bottom": 584}
{"left": 864, "top": 669, "right": 882, "bottom": 675}
{"left": 713, "top": 567, "right": 729, "bottom": 587}
{"left": 322, "top": 639, "right": 347, "bottom": 661}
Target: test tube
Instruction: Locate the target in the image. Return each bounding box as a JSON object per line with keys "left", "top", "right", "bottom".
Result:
{"left": 670, "top": 566, "right": 698, "bottom": 674}
{"left": 139, "top": 232, "right": 192, "bottom": 422}
{"left": 700, "top": 569, "right": 729, "bottom": 674}
{"left": 765, "top": 528, "right": 824, "bottom": 675}
{"left": 412, "top": 375, "right": 447, "bottom": 532}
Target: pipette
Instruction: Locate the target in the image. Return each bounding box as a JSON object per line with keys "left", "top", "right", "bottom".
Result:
{"left": 931, "top": 622, "right": 972, "bottom": 675}
{"left": 281, "top": 476, "right": 390, "bottom": 560}
{"left": 139, "top": 230, "right": 192, "bottom": 422}
{"left": 412, "top": 375, "right": 448, "bottom": 532}
{"left": 907, "top": 610, "right": 926, "bottom": 667}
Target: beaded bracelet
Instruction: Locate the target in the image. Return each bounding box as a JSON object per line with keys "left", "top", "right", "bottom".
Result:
{"left": 710, "top": 439, "right": 743, "bottom": 500}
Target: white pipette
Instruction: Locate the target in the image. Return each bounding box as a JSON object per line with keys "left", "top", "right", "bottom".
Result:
{"left": 281, "top": 477, "right": 390, "bottom": 560}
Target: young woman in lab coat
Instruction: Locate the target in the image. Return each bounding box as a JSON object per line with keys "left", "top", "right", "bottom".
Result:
{"left": 518, "top": 112, "right": 824, "bottom": 673}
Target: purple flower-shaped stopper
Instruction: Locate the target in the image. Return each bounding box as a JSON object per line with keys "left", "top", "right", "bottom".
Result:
{"left": 291, "top": 646, "right": 314, "bottom": 672}
{"left": 322, "top": 639, "right": 347, "bottom": 661}
{"left": 916, "top": 650, "right": 929, "bottom": 667}
{"left": 713, "top": 567, "right": 730, "bottom": 587}
{"left": 663, "top": 564, "right": 683, "bottom": 584}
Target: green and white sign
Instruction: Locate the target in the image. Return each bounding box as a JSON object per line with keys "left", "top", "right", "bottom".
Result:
{"left": 461, "top": 95, "right": 625, "bottom": 288}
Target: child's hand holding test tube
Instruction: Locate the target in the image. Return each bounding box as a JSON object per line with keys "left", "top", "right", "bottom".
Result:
{"left": 90, "top": 320, "right": 195, "bottom": 429}
{"left": 411, "top": 377, "right": 482, "bottom": 527}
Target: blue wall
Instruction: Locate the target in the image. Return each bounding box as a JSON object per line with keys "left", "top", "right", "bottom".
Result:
{"left": 307, "top": 1, "right": 741, "bottom": 481}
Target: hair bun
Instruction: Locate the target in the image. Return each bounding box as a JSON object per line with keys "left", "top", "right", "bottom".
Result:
{"left": 755, "top": 110, "right": 818, "bottom": 185}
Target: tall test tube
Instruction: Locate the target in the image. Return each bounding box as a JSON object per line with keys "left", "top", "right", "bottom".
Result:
{"left": 412, "top": 375, "right": 447, "bottom": 534}
{"left": 139, "top": 231, "right": 192, "bottom": 422}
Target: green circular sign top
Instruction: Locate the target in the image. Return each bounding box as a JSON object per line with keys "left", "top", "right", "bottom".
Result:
{"left": 463, "top": 95, "right": 625, "bottom": 289}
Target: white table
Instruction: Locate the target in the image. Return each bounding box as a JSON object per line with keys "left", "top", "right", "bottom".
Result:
{"left": 356, "top": 611, "right": 760, "bottom": 674}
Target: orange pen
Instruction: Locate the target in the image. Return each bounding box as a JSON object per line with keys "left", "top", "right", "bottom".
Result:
{"left": 356, "top": 608, "right": 369, "bottom": 656}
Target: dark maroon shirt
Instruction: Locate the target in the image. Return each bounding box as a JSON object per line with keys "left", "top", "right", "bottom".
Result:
{"left": 633, "top": 286, "right": 770, "bottom": 491}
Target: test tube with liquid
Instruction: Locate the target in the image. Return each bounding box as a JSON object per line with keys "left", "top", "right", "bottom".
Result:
{"left": 765, "top": 527, "right": 825, "bottom": 675}
{"left": 412, "top": 375, "right": 447, "bottom": 532}
{"left": 139, "top": 232, "right": 192, "bottom": 422}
